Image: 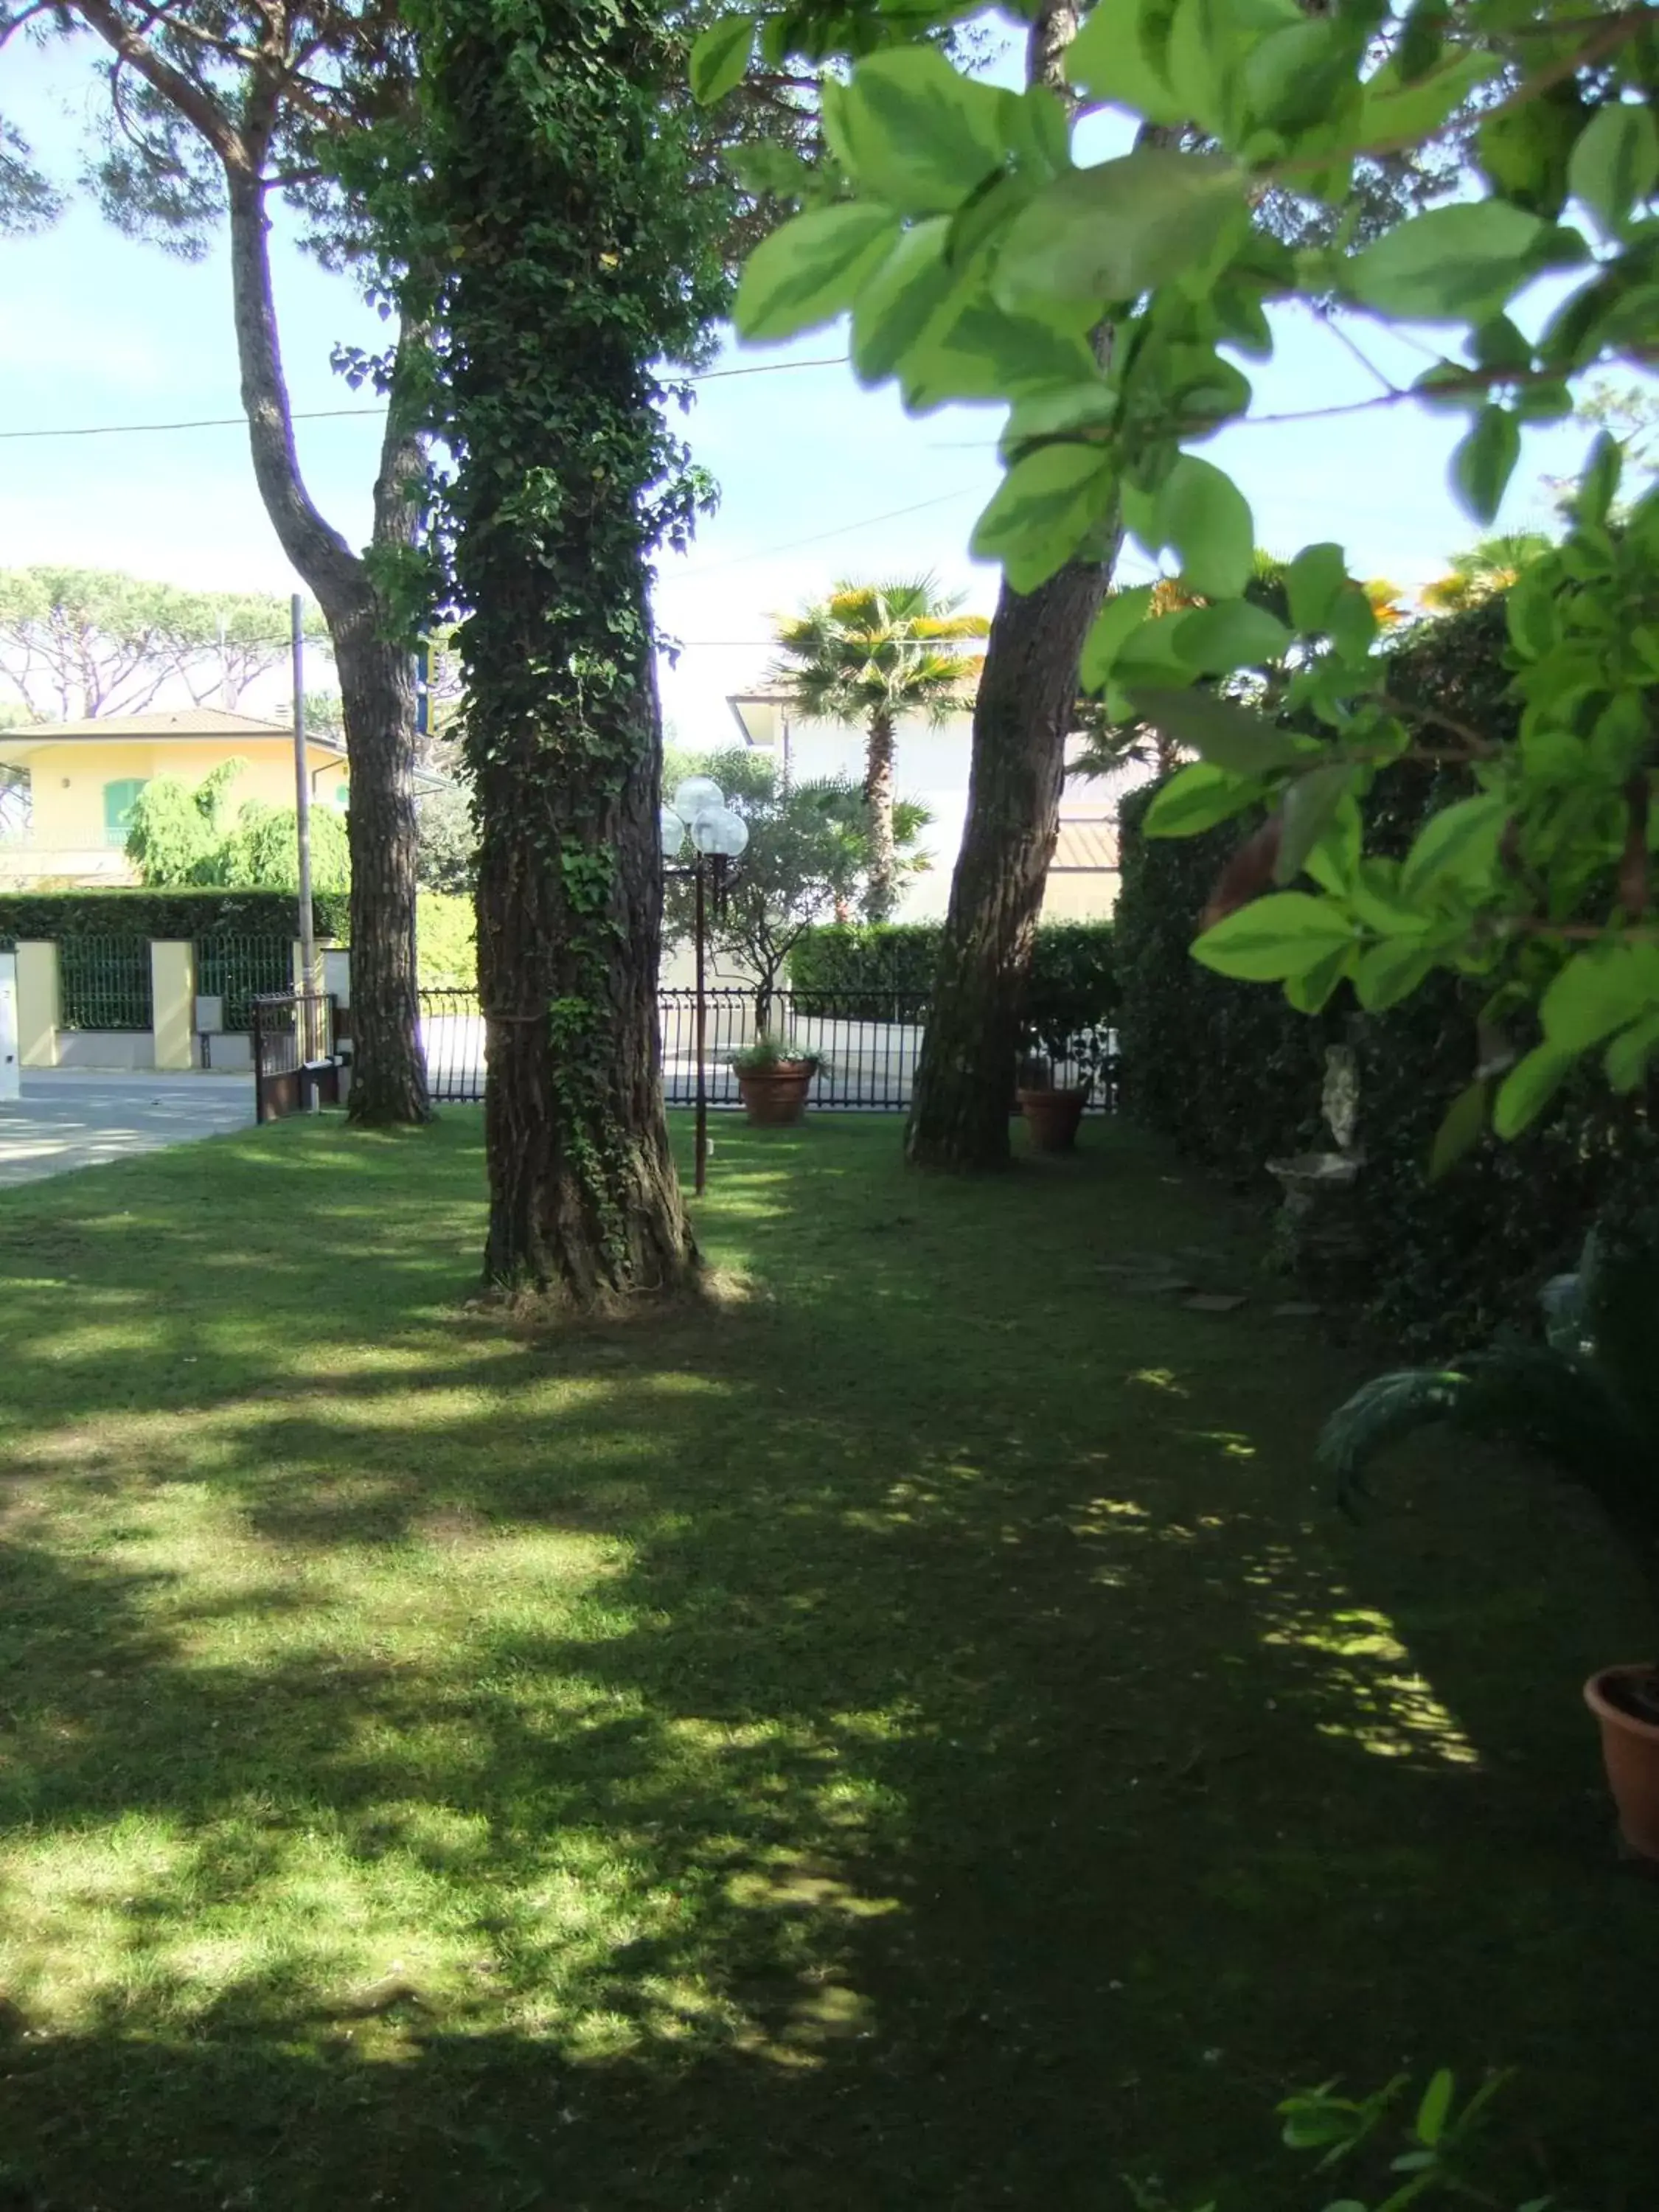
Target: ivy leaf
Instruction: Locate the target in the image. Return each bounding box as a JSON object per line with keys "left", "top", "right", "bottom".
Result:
{"left": 1130, "top": 688, "right": 1309, "bottom": 772}
{"left": 1346, "top": 201, "right": 1543, "bottom": 324}
{"left": 1400, "top": 793, "right": 1506, "bottom": 899}
{"left": 970, "top": 443, "right": 1118, "bottom": 593}
{"left": 1141, "top": 760, "right": 1265, "bottom": 836}
{"left": 1286, "top": 541, "right": 1349, "bottom": 634}
{"left": 1493, "top": 1042, "right": 1577, "bottom": 1137}
{"left": 835, "top": 47, "right": 1011, "bottom": 217}
{"left": 1065, "top": 0, "right": 1188, "bottom": 126}
{"left": 1079, "top": 585, "right": 1155, "bottom": 689}
{"left": 1568, "top": 101, "right": 1659, "bottom": 240}
{"left": 1175, "top": 598, "right": 1292, "bottom": 674}
{"left": 994, "top": 149, "right": 1245, "bottom": 307}
{"left": 1276, "top": 764, "right": 1357, "bottom": 884}
{"left": 1429, "top": 1077, "right": 1489, "bottom": 1179}
{"left": 1192, "top": 891, "right": 1355, "bottom": 981}
{"left": 1154, "top": 454, "right": 1255, "bottom": 598}
{"left": 689, "top": 12, "right": 754, "bottom": 104}
{"left": 734, "top": 204, "right": 900, "bottom": 342}
{"left": 1450, "top": 405, "right": 1520, "bottom": 524}
{"left": 850, "top": 220, "right": 956, "bottom": 383}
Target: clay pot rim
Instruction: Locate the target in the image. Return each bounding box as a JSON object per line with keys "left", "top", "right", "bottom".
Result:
{"left": 733, "top": 1062, "right": 816, "bottom": 1080}
{"left": 1584, "top": 1662, "right": 1659, "bottom": 1740}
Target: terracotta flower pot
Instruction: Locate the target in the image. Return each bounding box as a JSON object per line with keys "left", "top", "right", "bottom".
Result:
{"left": 1017, "top": 1085, "right": 1088, "bottom": 1153}
{"left": 735, "top": 1063, "right": 815, "bottom": 1127}
{"left": 1585, "top": 1663, "right": 1659, "bottom": 1860}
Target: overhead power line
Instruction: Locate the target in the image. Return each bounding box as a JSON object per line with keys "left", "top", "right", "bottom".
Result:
{"left": 0, "top": 354, "right": 852, "bottom": 444}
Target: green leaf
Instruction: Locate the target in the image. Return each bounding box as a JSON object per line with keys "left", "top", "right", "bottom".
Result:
{"left": 1400, "top": 793, "right": 1506, "bottom": 899}
{"left": 1346, "top": 200, "right": 1543, "bottom": 324}
{"left": 1001, "top": 380, "right": 1119, "bottom": 456}
{"left": 1327, "top": 581, "right": 1379, "bottom": 664}
{"left": 1129, "top": 688, "right": 1309, "bottom": 772}
{"left": 1192, "top": 891, "right": 1355, "bottom": 981}
{"left": 970, "top": 443, "right": 1118, "bottom": 594}
{"left": 1066, "top": 0, "right": 1187, "bottom": 126}
{"left": 1165, "top": 0, "right": 1230, "bottom": 136}
{"left": 850, "top": 220, "right": 956, "bottom": 383}
{"left": 899, "top": 297, "right": 1096, "bottom": 410}
{"left": 1574, "top": 430, "right": 1624, "bottom": 528}
{"left": 1112, "top": 609, "right": 1200, "bottom": 689}
{"left": 1276, "top": 765, "right": 1358, "bottom": 885}
{"left": 1348, "top": 48, "right": 1494, "bottom": 153}
{"left": 1430, "top": 1077, "right": 1489, "bottom": 1178}
{"left": 1079, "top": 585, "right": 1155, "bottom": 689}
{"left": 1286, "top": 542, "right": 1349, "bottom": 634}
{"left": 1493, "top": 1042, "right": 1577, "bottom": 1137}
{"left": 1244, "top": 19, "right": 1355, "bottom": 134}
{"left": 734, "top": 204, "right": 901, "bottom": 343}
{"left": 1284, "top": 942, "right": 1356, "bottom": 1012}
{"left": 1154, "top": 454, "right": 1255, "bottom": 599}
{"left": 1304, "top": 792, "right": 1362, "bottom": 894}
{"left": 1478, "top": 83, "right": 1586, "bottom": 220}
{"left": 1172, "top": 599, "right": 1292, "bottom": 675}
{"left": 1451, "top": 405, "right": 1520, "bottom": 524}
{"left": 835, "top": 47, "right": 1011, "bottom": 217}
{"left": 1141, "top": 760, "right": 1265, "bottom": 836}
{"left": 1540, "top": 945, "right": 1659, "bottom": 1051}
{"left": 1606, "top": 1010, "right": 1659, "bottom": 1092}
{"left": 689, "top": 12, "right": 754, "bottom": 103}
{"left": 1568, "top": 100, "right": 1659, "bottom": 239}
{"left": 994, "top": 149, "right": 1245, "bottom": 307}
{"left": 1414, "top": 2070, "right": 1455, "bottom": 2149}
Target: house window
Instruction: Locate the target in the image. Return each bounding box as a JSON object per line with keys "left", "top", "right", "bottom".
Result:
{"left": 334, "top": 780, "right": 349, "bottom": 811}
{"left": 102, "top": 778, "right": 148, "bottom": 847}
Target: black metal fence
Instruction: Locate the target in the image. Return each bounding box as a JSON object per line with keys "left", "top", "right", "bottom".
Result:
{"left": 250, "top": 990, "right": 338, "bottom": 1121}
{"left": 415, "top": 986, "right": 1118, "bottom": 1113}
{"left": 58, "top": 935, "right": 153, "bottom": 1032}
{"left": 197, "top": 934, "right": 291, "bottom": 1032}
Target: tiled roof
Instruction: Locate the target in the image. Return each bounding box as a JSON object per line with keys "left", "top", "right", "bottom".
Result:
{"left": 1052, "top": 818, "right": 1119, "bottom": 872}
{"left": 9, "top": 707, "right": 344, "bottom": 748}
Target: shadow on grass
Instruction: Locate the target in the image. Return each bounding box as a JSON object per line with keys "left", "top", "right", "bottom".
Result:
{"left": 0, "top": 1113, "right": 1653, "bottom": 2211}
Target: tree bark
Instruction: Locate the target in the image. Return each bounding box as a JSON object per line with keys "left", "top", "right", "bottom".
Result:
{"left": 904, "top": 0, "right": 1130, "bottom": 1172}
{"left": 473, "top": 615, "right": 695, "bottom": 1306}
{"left": 864, "top": 705, "right": 898, "bottom": 922}
{"left": 224, "top": 167, "right": 430, "bottom": 1124}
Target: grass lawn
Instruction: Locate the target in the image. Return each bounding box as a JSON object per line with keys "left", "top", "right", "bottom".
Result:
{"left": 0, "top": 1108, "right": 1654, "bottom": 2210}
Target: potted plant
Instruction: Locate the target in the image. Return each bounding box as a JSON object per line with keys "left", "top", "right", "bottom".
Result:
{"left": 1318, "top": 1214, "right": 1659, "bottom": 1859}
{"left": 1015, "top": 1051, "right": 1091, "bottom": 1152}
{"left": 730, "top": 1034, "right": 821, "bottom": 1126}
{"left": 1013, "top": 927, "right": 1118, "bottom": 1154}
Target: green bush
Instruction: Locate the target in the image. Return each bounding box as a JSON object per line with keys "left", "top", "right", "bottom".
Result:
{"left": 417, "top": 891, "right": 476, "bottom": 990}
{"left": 790, "top": 922, "right": 1118, "bottom": 1042}
{"left": 1115, "top": 601, "right": 1659, "bottom": 1350}
{"left": 0, "top": 888, "right": 349, "bottom": 950}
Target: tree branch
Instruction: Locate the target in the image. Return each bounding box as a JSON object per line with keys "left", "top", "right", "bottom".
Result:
{"left": 68, "top": 0, "right": 243, "bottom": 167}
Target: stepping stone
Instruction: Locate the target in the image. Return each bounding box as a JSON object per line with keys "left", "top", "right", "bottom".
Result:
{"left": 1271, "top": 1301, "right": 1324, "bottom": 1319}
{"left": 1182, "top": 1293, "right": 1249, "bottom": 1313}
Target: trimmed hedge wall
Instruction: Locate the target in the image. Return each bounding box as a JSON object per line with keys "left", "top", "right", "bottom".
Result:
{"left": 0, "top": 889, "right": 350, "bottom": 950}
{"left": 1116, "top": 601, "right": 1659, "bottom": 1351}
{"left": 789, "top": 922, "right": 1119, "bottom": 1037}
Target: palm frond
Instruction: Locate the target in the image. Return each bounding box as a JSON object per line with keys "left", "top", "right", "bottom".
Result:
{"left": 1318, "top": 1368, "right": 1475, "bottom": 1511}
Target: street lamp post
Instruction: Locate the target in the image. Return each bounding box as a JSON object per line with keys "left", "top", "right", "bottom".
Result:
{"left": 661, "top": 778, "right": 748, "bottom": 1197}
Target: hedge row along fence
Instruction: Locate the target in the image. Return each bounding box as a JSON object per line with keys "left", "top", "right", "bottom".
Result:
{"left": 1115, "top": 599, "right": 1659, "bottom": 1352}
{"left": 0, "top": 889, "right": 351, "bottom": 950}
{"left": 790, "top": 922, "right": 1118, "bottom": 1042}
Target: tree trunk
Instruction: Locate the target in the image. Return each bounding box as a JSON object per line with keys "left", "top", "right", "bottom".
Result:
{"left": 225, "top": 166, "right": 429, "bottom": 1125}
{"left": 904, "top": 0, "right": 1133, "bottom": 1172}
{"left": 474, "top": 625, "right": 695, "bottom": 1306}
{"left": 864, "top": 706, "right": 897, "bottom": 921}
{"left": 904, "top": 560, "right": 1114, "bottom": 1169}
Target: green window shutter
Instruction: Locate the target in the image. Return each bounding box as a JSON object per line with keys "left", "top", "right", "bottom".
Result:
{"left": 102, "top": 777, "right": 147, "bottom": 847}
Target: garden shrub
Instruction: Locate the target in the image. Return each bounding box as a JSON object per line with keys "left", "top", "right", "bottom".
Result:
{"left": 0, "top": 888, "right": 349, "bottom": 948}
{"left": 1116, "top": 602, "right": 1659, "bottom": 1351}
{"left": 790, "top": 920, "right": 1117, "bottom": 1036}
{"left": 416, "top": 891, "right": 476, "bottom": 990}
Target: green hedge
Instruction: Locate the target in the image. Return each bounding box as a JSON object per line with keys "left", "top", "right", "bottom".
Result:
{"left": 0, "top": 888, "right": 349, "bottom": 949}
{"left": 1115, "top": 601, "right": 1659, "bottom": 1350}
{"left": 789, "top": 922, "right": 1118, "bottom": 1047}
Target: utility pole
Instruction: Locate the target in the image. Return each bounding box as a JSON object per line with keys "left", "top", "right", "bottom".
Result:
{"left": 291, "top": 594, "right": 316, "bottom": 1051}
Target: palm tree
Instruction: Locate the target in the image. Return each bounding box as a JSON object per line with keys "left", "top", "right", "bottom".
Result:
{"left": 770, "top": 575, "right": 987, "bottom": 921}
{"left": 1422, "top": 532, "right": 1554, "bottom": 613}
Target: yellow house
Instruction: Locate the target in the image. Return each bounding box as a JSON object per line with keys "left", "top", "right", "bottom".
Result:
{"left": 0, "top": 707, "right": 352, "bottom": 888}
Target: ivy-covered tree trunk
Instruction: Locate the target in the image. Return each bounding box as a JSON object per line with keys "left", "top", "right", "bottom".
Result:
{"left": 905, "top": 0, "right": 1116, "bottom": 1172}
{"left": 904, "top": 557, "right": 1114, "bottom": 1169}
{"left": 863, "top": 705, "right": 898, "bottom": 922}
{"left": 415, "top": 0, "right": 718, "bottom": 1304}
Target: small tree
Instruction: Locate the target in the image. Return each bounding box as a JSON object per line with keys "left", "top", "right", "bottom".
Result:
{"left": 125, "top": 759, "right": 349, "bottom": 889}
{"left": 769, "top": 576, "right": 984, "bottom": 921}
{"left": 664, "top": 748, "right": 928, "bottom": 1026}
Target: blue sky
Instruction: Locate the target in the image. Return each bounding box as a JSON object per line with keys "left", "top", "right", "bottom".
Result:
{"left": 0, "top": 27, "right": 1615, "bottom": 745}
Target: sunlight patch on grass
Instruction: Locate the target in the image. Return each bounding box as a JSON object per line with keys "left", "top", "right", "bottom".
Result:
{"left": 1263, "top": 1606, "right": 1481, "bottom": 1766}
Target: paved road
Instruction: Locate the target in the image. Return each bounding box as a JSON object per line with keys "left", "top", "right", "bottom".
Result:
{"left": 0, "top": 1071, "right": 253, "bottom": 1190}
